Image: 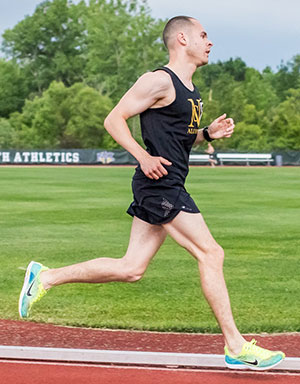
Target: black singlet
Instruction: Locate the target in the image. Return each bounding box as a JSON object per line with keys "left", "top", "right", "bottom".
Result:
{"left": 127, "top": 67, "right": 203, "bottom": 224}
{"left": 133, "top": 66, "right": 203, "bottom": 185}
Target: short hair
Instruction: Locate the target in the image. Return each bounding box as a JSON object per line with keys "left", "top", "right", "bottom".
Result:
{"left": 162, "top": 16, "right": 195, "bottom": 49}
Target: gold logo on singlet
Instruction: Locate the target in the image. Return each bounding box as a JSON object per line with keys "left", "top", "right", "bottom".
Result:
{"left": 187, "top": 98, "right": 203, "bottom": 134}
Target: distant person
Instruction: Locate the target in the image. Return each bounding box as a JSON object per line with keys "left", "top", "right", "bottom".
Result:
{"left": 205, "top": 142, "right": 217, "bottom": 167}
{"left": 19, "top": 16, "right": 285, "bottom": 371}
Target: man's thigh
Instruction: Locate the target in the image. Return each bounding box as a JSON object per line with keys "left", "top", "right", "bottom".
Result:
{"left": 162, "top": 211, "right": 220, "bottom": 260}
{"left": 123, "top": 216, "right": 167, "bottom": 271}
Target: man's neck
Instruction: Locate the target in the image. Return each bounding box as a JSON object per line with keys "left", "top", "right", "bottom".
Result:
{"left": 165, "top": 57, "right": 198, "bottom": 89}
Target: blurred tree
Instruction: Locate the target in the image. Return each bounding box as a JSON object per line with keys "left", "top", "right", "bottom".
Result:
{"left": 9, "top": 81, "right": 69, "bottom": 148}
{"left": 227, "top": 122, "right": 266, "bottom": 151}
{"left": 198, "top": 58, "right": 246, "bottom": 89}
{"left": 2, "top": 0, "right": 87, "bottom": 93}
{"left": 64, "top": 83, "right": 113, "bottom": 147}
{"left": 0, "top": 59, "right": 28, "bottom": 117}
{"left": 266, "top": 88, "right": 300, "bottom": 150}
{"left": 9, "top": 81, "right": 113, "bottom": 148}
{"left": 243, "top": 67, "right": 279, "bottom": 111}
{"left": 208, "top": 73, "right": 238, "bottom": 116}
{"left": 222, "top": 57, "right": 247, "bottom": 82}
{"left": 85, "top": 0, "right": 167, "bottom": 101}
{"left": 1, "top": 0, "right": 299, "bottom": 151}
{"left": 0, "top": 118, "right": 16, "bottom": 148}
{"left": 273, "top": 55, "right": 300, "bottom": 101}
{"left": 230, "top": 86, "right": 247, "bottom": 122}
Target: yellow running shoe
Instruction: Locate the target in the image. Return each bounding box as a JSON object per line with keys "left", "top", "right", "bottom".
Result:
{"left": 19, "top": 261, "right": 49, "bottom": 318}
{"left": 225, "top": 339, "right": 285, "bottom": 371}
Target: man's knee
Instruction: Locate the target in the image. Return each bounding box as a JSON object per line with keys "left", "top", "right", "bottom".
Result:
{"left": 195, "top": 243, "right": 225, "bottom": 265}
{"left": 206, "top": 244, "right": 224, "bottom": 265}
{"left": 124, "top": 271, "right": 144, "bottom": 283}
{"left": 120, "top": 260, "right": 144, "bottom": 283}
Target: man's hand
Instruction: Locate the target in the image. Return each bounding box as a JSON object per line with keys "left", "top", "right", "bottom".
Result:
{"left": 139, "top": 154, "right": 172, "bottom": 180}
{"left": 208, "top": 113, "right": 235, "bottom": 140}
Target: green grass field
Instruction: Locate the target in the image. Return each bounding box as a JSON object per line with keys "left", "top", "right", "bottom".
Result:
{"left": 0, "top": 166, "right": 299, "bottom": 333}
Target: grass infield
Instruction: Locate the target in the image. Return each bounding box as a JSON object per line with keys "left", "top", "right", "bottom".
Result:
{"left": 0, "top": 166, "right": 299, "bottom": 333}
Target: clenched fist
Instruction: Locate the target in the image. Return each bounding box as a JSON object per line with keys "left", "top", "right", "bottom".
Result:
{"left": 208, "top": 114, "right": 235, "bottom": 140}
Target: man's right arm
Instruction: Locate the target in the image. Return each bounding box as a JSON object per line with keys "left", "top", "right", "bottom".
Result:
{"left": 104, "top": 71, "right": 172, "bottom": 180}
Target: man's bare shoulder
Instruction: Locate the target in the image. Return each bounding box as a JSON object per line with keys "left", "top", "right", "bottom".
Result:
{"left": 114, "top": 69, "right": 173, "bottom": 118}
{"left": 137, "top": 70, "right": 173, "bottom": 93}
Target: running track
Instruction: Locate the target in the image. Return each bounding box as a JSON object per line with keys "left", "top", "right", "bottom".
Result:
{"left": 1, "top": 320, "right": 299, "bottom": 383}
{"left": 2, "top": 360, "right": 300, "bottom": 384}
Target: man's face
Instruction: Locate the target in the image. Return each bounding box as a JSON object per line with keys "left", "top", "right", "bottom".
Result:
{"left": 186, "top": 20, "right": 213, "bottom": 67}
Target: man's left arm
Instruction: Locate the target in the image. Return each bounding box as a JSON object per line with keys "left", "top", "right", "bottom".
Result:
{"left": 194, "top": 113, "right": 235, "bottom": 145}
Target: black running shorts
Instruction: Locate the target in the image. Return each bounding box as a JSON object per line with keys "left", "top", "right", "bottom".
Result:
{"left": 127, "top": 176, "right": 200, "bottom": 225}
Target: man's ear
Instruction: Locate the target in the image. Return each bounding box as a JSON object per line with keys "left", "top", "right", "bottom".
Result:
{"left": 177, "top": 32, "right": 188, "bottom": 46}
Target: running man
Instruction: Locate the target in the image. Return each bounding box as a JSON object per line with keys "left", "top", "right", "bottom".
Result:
{"left": 19, "top": 16, "right": 285, "bottom": 371}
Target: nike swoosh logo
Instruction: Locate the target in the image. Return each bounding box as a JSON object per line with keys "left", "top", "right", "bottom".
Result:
{"left": 241, "top": 359, "right": 258, "bottom": 366}
{"left": 27, "top": 281, "right": 35, "bottom": 297}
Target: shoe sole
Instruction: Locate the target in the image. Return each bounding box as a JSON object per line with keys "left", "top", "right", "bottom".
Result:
{"left": 18, "top": 261, "right": 36, "bottom": 319}
{"left": 225, "top": 358, "right": 285, "bottom": 371}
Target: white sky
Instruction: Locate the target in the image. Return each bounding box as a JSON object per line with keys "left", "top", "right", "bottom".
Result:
{"left": 0, "top": 0, "right": 299, "bottom": 71}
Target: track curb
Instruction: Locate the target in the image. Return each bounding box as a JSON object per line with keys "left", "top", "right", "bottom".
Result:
{"left": 0, "top": 346, "right": 299, "bottom": 371}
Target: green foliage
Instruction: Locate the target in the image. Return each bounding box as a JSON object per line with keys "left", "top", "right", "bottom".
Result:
{"left": 65, "top": 83, "right": 113, "bottom": 147}
{"left": 198, "top": 58, "right": 247, "bottom": 88}
{"left": 222, "top": 57, "right": 247, "bottom": 81}
{"left": 0, "top": 1, "right": 299, "bottom": 150}
{"left": 0, "top": 118, "right": 16, "bottom": 148}
{"left": 196, "top": 56, "right": 299, "bottom": 151}
{"left": 0, "top": 60, "right": 28, "bottom": 118}
{"left": 273, "top": 55, "right": 300, "bottom": 100}
{"left": 85, "top": 0, "right": 167, "bottom": 101}
{"left": 266, "top": 88, "right": 300, "bottom": 150}
{"left": 227, "top": 122, "right": 266, "bottom": 151}
{"left": 243, "top": 68, "right": 279, "bottom": 111}
{"left": 9, "top": 81, "right": 113, "bottom": 149}
{"left": 2, "top": 0, "right": 87, "bottom": 92}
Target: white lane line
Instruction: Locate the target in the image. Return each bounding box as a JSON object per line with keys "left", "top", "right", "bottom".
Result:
{"left": 0, "top": 346, "right": 299, "bottom": 371}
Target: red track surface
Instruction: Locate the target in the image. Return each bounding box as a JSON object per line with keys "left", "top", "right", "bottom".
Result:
{"left": 1, "top": 361, "right": 300, "bottom": 384}
{"left": 1, "top": 319, "right": 300, "bottom": 356}
{"left": 1, "top": 320, "right": 299, "bottom": 383}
